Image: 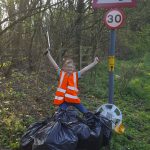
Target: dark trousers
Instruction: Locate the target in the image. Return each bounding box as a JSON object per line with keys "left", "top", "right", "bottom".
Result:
{"left": 59, "top": 102, "right": 88, "bottom": 113}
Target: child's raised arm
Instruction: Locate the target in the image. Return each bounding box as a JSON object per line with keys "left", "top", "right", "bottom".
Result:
{"left": 44, "top": 49, "right": 60, "bottom": 71}
{"left": 80, "top": 57, "right": 99, "bottom": 76}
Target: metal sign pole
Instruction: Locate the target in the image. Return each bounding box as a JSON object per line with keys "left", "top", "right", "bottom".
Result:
{"left": 92, "top": 0, "right": 135, "bottom": 134}
{"left": 108, "top": 29, "right": 116, "bottom": 104}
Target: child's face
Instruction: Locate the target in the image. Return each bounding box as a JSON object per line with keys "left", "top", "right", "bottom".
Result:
{"left": 63, "top": 61, "right": 75, "bottom": 74}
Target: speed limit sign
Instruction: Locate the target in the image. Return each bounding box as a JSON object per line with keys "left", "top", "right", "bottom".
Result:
{"left": 104, "top": 9, "right": 125, "bottom": 29}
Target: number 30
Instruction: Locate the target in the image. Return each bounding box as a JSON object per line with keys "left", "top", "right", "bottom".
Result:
{"left": 108, "top": 14, "right": 121, "bottom": 23}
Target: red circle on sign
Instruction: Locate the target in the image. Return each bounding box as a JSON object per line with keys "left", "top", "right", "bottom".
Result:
{"left": 104, "top": 9, "right": 126, "bottom": 29}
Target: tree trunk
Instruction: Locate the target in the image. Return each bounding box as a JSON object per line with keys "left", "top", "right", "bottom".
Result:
{"left": 74, "top": 0, "right": 85, "bottom": 69}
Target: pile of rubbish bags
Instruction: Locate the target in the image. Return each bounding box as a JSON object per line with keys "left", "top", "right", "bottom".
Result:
{"left": 20, "top": 109, "right": 112, "bottom": 150}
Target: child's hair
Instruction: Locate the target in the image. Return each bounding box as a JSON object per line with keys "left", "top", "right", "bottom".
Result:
{"left": 62, "top": 58, "right": 76, "bottom": 70}
{"left": 63, "top": 58, "right": 74, "bottom": 65}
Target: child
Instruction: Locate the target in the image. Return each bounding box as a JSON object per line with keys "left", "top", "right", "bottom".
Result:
{"left": 45, "top": 50, "right": 99, "bottom": 114}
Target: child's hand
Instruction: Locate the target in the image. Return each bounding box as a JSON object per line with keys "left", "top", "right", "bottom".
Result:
{"left": 94, "top": 57, "right": 99, "bottom": 64}
{"left": 43, "top": 48, "right": 50, "bottom": 56}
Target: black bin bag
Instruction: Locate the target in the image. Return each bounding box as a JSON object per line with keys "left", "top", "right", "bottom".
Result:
{"left": 20, "top": 117, "right": 50, "bottom": 150}
{"left": 20, "top": 109, "right": 112, "bottom": 150}
{"left": 33, "top": 121, "right": 78, "bottom": 150}
{"left": 54, "top": 109, "right": 79, "bottom": 123}
{"left": 71, "top": 122, "right": 91, "bottom": 140}
{"left": 56, "top": 110, "right": 91, "bottom": 141}
{"left": 100, "top": 116, "right": 112, "bottom": 146}
{"left": 76, "top": 114, "right": 103, "bottom": 150}
{"left": 76, "top": 112, "right": 112, "bottom": 150}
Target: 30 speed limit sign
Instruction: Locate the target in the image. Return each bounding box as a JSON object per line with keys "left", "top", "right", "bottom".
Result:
{"left": 104, "top": 9, "right": 125, "bottom": 29}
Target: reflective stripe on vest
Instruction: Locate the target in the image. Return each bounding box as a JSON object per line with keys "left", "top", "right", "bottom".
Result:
{"left": 59, "top": 71, "right": 65, "bottom": 87}
{"left": 67, "top": 86, "right": 78, "bottom": 92}
{"left": 53, "top": 71, "right": 66, "bottom": 105}
{"left": 55, "top": 96, "right": 64, "bottom": 100}
{"left": 73, "top": 72, "right": 77, "bottom": 89}
{"left": 65, "top": 93, "right": 78, "bottom": 99}
{"left": 57, "top": 87, "right": 66, "bottom": 93}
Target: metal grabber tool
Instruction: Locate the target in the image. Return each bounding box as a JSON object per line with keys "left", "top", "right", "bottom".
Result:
{"left": 43, "top": 22, "right": 51, "bottom": 55}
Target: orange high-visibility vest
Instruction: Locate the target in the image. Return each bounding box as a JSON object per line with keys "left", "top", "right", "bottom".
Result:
{"left": 53, "top": 70, "right": 80, "bottom": 105}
